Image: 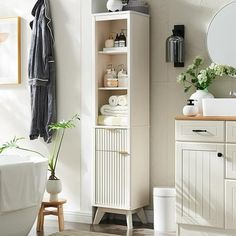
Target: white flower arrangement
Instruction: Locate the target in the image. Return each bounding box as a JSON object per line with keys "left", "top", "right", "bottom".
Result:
{"left": 177, "top": 56, "right": 236, "bottom": 92}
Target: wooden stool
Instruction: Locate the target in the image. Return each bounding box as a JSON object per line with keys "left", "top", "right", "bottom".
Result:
{"left": 37, "top": 199, "right": 67, "bottom": 232}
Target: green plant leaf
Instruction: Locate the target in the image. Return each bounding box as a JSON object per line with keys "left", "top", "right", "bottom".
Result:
{"left": 0, "top": 137, "right": 24, "bottom": 153}
{"left": 184, "top": 86, "right": 191, "bottom": 93}
{"left": 0, "top": 114, "right": 80, "bottom": 180}
{"left": 49, "top": 114, "right": 80, "bottom": 131}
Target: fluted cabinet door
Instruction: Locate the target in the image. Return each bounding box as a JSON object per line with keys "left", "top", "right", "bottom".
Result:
{"left": 176, "top": 142, "right": 224, "bottom": 228}
{"left": 94, "top": 128, "right": 130, "bottom": 209}
{"left": 94, "top": 151, "right": 130, "bottom": 209}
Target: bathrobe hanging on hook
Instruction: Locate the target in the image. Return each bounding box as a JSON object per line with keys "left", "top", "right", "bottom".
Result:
{"left": 28, "top": 0, "right": 56, "bottom": 143}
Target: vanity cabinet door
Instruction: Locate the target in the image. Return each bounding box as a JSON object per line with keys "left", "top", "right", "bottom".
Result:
{"left": 225, "top": 180, "right": 236, "bottom": 229}
{"left": 176, "top": 142, "right": 224, "bottom": 228}
{"left": 226, "top": 144, "right": 236, "bottom": 179}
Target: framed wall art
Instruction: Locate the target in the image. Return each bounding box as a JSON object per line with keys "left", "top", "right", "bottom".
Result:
{"left": 0, "top": 17, "right": 21, "bottom": 85}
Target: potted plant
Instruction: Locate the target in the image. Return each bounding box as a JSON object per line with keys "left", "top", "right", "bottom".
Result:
{"left": 177, "top": 56, "right": 236, "bottom": 113}
{"left": 0, "top": 114, "right": 80, "bottom": 201}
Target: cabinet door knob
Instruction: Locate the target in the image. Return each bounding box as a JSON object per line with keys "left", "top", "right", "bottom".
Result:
{"left": 217, "top": 153, "right": 223, "bottom": 157}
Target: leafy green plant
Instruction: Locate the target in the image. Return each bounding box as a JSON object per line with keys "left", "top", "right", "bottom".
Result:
{"left": 47, "top": 114, "right": 80, "bottom": 180}
{"left": 0, "top": 114, "right": 80, "bottom": 180}
{"left": 177, "top": 56, "right": 236, "bottom": 93}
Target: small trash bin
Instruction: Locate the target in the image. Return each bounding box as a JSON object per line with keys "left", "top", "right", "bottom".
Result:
{"left": 153, "top": 187, "right": 176, "bottom": 233}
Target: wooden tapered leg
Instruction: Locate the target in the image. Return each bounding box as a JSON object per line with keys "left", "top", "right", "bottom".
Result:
{"left": 37, "top": 204, "right": 44, "bottom": 232}
{"left": 58, "top": 205, "right": 65, "bottom": 231}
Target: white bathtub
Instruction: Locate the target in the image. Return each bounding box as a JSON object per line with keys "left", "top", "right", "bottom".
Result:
{"left": 0, "top": 155, "right": 48, "bottom": 236}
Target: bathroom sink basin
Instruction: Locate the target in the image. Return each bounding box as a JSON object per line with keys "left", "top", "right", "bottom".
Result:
{"left": 202, "top": 98, "right": 236, "bottom": 116}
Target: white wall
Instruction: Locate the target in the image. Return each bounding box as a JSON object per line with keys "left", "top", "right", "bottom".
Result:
{"left": 92, "top": 0, "right": 107, "bottom": 13}
{"left": 0, "top": 0, "right": 93, "bottom": 222}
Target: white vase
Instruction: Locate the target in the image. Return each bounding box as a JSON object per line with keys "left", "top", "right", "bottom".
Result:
{"left": 190, "top": 89, "right": 214, "bottom": 115}
{"left": 46, "top": 179, "right": 62, "bottom": 202}
{"left": 106, "top": 0, "right": 126, "bottom": 12}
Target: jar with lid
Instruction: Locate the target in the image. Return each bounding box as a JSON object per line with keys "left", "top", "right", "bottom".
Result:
{"left": 105, "top": 33, "right": 114, "bottom": 48}
{"left": 117, "top": 64, "right": 128, "bottom": 87}
{"left": 104, "top": 64, "right": 118, "bottom": 87}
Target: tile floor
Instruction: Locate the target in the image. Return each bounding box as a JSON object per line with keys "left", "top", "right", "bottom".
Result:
{"left": 28, "top": 220, "right": 175, "bottom": 236}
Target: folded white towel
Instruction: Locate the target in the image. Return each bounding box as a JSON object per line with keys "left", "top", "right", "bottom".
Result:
{"left": 0, "top": 162, "right": 37, "bottom": 212}
{"left": 98, "top": 115, "right": 128, "bottom": 126}
{"left": 100, "top": 104, "right": 128, "bottom": 116}
{"left": 109, "top": 95, "right": 118, "bottom": 107}
{"left": 118, "top": 95, "right": 128, "bottom": 106}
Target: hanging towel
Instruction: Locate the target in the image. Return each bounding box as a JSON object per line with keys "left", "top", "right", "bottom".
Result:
{"left": 28, "top": 0, "right": 56, "bottom": 143}
{"left": 0, "top": 162, "right": 37, "bottom": 212}
{"left": 118, "top": 95, "right": 128, "bottom": 106}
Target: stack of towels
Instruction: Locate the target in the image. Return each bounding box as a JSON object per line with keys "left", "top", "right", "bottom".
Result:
{"left": 98, "top": 95, "right": 128, "bottom": 126}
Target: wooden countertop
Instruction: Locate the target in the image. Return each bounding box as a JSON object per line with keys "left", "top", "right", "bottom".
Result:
{"left": 175, "top": 115, "right": 236, "bottom": 121}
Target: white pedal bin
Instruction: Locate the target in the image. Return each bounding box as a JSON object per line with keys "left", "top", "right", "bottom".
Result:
{"left": 153, "top": 187, "right": 176, "bottom": 233}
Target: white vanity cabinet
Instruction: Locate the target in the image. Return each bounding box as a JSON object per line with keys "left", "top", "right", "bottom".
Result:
{"left": 176, "top": 142, "right": 224, "bottom": 228}
{"left": 175, "top": 117, "right": 236, "bottom": 236}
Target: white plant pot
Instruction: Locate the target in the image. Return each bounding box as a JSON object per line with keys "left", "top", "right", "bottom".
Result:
{"left": 190, "top": 90, "right": 214, "bottom": 115}
{"left": 106, "top": 0, "right": 126, "bottom": 12}
{"left": 46, "top": 179, "right": 62, "bottom": 202}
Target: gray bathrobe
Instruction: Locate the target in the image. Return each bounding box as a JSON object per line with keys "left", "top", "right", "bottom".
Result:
{"left": 28, "top": 0, "right": 56, "bottom": 143}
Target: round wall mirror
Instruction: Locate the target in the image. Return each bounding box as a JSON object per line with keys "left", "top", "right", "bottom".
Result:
{"left": 207, "top": 1, "right": 236, "bottom": 67}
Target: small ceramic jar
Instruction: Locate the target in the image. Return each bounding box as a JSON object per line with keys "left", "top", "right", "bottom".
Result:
{"left": 105, "top": 34, "right": 114, "bottom": 48}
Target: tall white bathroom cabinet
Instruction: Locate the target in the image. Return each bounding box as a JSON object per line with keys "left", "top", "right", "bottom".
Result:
{"left": 92, "top": 11, "right": 149, "bottom": 229}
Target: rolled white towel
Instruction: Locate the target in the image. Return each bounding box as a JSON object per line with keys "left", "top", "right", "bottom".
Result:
{"left": 100, "top": 104, "right": 128, "bottom": 116}
{"left": 118, "top": 95, "right": 128, "bottom": 106}
{"left": 109, "top": 95, "right": 118, "bottom": 106}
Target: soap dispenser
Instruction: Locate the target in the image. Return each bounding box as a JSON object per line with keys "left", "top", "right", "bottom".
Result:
{"left": 183, "top": 99, "right": 198, "bottom": 116}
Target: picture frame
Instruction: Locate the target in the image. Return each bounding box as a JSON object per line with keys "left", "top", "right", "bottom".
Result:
{"left": 0, "top": 17, "right": 21, "bottom": 85}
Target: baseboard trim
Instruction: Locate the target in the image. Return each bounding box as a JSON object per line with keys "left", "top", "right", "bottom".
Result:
{"left": 64, "top": 211, "right": 93, "bottom": 224}
{"left": 46, "top": 210, "right": 93, "bottom": 224}
{"left": 47, "top": 209, "right": 153, "bottom": 224}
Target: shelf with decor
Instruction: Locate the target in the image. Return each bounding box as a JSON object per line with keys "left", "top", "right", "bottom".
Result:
{"left": 98, "top": 47, "right": 128, "bottom": 55}
{"left": 92, "top": 11, "right": 149, "bottom": 229}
